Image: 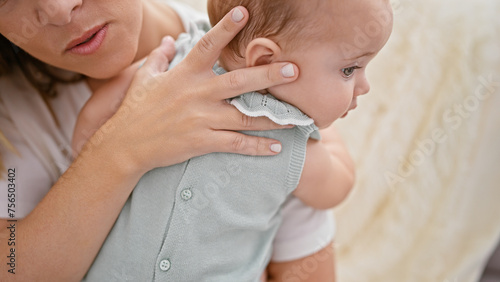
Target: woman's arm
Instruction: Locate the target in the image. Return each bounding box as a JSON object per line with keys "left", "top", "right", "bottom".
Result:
{"left": 0, "top": 7, "right": 299, "bottom": 281}
{"left": 293, "top": 125, "right": 355, "bottom": 209}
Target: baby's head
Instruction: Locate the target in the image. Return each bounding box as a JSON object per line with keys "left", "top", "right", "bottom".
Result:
{"left": 208, "top": 0, "right": 393, "bottom": 128}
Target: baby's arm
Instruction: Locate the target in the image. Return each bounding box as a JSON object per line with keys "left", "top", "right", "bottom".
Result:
{"left": 265, "top": 127, "right": 352, "bottom": 281}
{"left": 266, "top": 245, "right": 335, "bottom": 282}
{"left": 71, "top": 66, "right": 137, "bottom": 157}
{"left": 292, "top": 126, "right": 355, "bottom": 209}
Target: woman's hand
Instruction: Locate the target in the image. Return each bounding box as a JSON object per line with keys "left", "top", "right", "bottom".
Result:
{"left": 90, "top": 7, "right": 299, "bottom": 176}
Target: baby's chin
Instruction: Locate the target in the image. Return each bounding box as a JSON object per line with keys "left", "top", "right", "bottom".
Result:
{"left": 340, "top": 107, "right": 357, "bottom": 119}
{"left": 340, "top": 111, "right": 350, "bottom": 119}
{"left": 314, "top": 118, "right": 338, "bottom": 129}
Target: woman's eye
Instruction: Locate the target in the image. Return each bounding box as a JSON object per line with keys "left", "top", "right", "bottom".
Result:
{"left": 341, "top": 66, "right": 361, "bottom": 78}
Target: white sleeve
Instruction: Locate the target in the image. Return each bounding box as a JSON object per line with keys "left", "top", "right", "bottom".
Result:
{"left": 271, "top": 196, "right": 336, "bottom": 262}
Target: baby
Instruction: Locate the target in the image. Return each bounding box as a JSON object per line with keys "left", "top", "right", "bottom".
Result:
{"left": 76, "top": 0, "right": 393, "bottom": 281}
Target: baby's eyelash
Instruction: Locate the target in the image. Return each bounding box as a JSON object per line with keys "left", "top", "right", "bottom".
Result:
{"left": 341, "top": 66, "right": 362, "bottom": 78}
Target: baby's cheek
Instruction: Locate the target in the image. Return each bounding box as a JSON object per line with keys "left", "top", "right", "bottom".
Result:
{"left": 313, "top": 106, "right": 344, "bottom": 128}
{"left": 334, "top": 94, "right": 353, "bottom": 112}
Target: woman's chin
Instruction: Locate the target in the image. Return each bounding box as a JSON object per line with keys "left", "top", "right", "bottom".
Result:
{"left": 80, "top": 61, "right": 133, "bottom": 79}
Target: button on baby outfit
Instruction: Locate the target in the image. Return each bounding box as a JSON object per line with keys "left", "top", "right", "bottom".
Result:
{"left": 181, "top": 189, "right": 192, "bottom": 201}
{"left": 159, "top": 259, "right": 171, "bottom": 272}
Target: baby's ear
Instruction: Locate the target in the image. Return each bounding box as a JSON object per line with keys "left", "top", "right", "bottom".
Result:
{"left": 245, "top": 38, "right": 282, "bottom": 67}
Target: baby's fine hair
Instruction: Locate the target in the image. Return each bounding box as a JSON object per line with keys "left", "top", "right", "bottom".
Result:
{"left": 207, "top": 0, "right": 330, "bottom": 59}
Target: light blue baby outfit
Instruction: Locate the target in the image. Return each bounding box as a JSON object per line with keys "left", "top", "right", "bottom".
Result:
{"left": 84, "top": 23, "right": 319, "bottom": 282}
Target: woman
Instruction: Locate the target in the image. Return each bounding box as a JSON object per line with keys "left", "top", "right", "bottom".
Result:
{"left": 0, "top": 0, "right": 342, "bottom": 280}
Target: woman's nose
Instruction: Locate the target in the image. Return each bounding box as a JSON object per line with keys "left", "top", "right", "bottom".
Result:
{"left": 37, "top": 0, "right": 82, "bottom": 26}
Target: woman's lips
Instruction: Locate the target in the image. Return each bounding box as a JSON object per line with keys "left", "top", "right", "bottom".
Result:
{"left": 65, "top": 24, "right": 108, "bottom": 55}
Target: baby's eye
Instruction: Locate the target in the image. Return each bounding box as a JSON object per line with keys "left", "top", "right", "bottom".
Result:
{"left": 341, "top": 66, "right": 361, "bottom": 78}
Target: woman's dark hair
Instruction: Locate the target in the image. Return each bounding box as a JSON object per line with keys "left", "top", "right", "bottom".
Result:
{"left": 0, "top": 33, "right": 84, "bottom": 98}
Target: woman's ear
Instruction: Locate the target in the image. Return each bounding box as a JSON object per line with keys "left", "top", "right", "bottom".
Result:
{"left": 245, "top": 38, "right": 282, "bottom": 67}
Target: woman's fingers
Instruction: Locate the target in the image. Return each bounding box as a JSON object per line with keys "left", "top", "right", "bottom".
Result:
{"left": 214, "top": 104, "right": 292, "bottom": 131}
{"left": 136, "top": 36, "right": 177, "bottom": 79}
{"left": 211, "top": 131, "right": 282, "bottom": 156}
{"left": 180, "top": 6, "right": 299, "bottom": 99}
{"left": 185, "top": 7, "right": 249, "bottom": 69}
{"left": 209, "top": 63, "right": 299, "bottom": 100}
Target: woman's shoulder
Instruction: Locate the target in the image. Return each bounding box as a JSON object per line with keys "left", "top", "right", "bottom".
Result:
{"left": 0, "top": 70, "right": 89, "bottom": 156}
{"left": 0, "top": 71, "right": 91, "bottom": 219}
{"left": 0, "top": 107, "right": 54, "bottom": 219}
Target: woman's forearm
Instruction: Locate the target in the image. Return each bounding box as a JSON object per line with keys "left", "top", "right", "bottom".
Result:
{"left": 0, "top": 130, "right": 143, "bottom": 281}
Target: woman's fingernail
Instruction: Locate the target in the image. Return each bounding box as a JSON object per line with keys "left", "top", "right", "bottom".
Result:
{"left": 232, "top": 8, "right": 244, "bottom": 22}
{"left": 162, "top": 35, "right": 175, "bottom": 44}
{"left": 281, "top": 64, "right": 295, "bottom": 78}
{"left": 270, "top": 144, "right": 282, "bottom": 153}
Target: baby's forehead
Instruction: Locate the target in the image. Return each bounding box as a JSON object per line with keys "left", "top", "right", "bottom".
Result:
{"left": 301, "top": 0, "right": 393, "bottom": 56}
